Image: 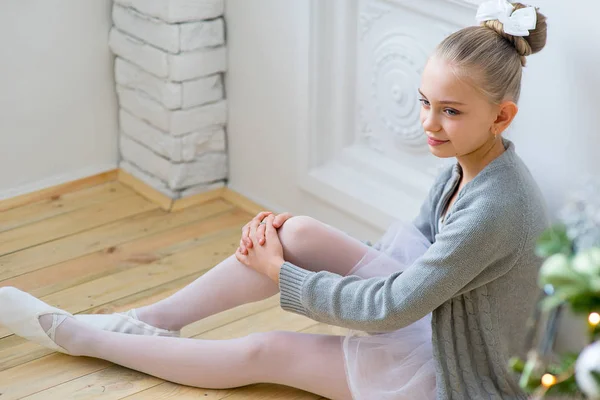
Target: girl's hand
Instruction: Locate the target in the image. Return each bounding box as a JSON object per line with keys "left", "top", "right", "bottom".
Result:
{"left": 235, "top": 214, "right": 285, "bottom": 283}
{"left": 239, "top": 211, "right": 272, "bottom": 255}
{"left": 239, "top": 212, "right": 293, "bottom": 255}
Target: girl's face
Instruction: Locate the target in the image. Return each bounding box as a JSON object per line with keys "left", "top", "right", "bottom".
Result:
{"left": 418, "top": 56, "right": 501, "bottom": 159}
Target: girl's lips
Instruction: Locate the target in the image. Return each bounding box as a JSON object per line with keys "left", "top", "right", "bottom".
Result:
{"left": 427, "top": 137, "right": 449, "bottom": 146}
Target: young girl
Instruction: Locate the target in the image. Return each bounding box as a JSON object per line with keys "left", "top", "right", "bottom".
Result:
{"left": 0, "top": 1, "right": 549, "bottom": 399}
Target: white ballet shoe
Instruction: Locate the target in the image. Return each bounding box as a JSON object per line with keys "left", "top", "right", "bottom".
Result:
{"left": 0, "top": 286, "right": 72, "bottom": 354}
{"left": 74, "top": 309, "right": 180, "bottom": 337}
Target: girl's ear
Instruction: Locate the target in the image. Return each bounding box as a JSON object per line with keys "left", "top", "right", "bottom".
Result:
{"left": 492, "top": 101, "right": 518, "bottom": 135}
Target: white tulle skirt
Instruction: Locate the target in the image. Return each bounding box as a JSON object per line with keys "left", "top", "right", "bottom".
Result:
{"left": 342, "top": 220, "right": 437, "bottom": 400}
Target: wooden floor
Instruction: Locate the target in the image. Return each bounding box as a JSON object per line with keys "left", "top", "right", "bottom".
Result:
{"left": 0, "top": 181, "right": 346, "bottom": 399}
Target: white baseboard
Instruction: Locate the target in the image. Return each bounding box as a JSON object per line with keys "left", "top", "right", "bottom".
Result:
{"left": 0, "top": 164, "right": 118, "bottom": 201}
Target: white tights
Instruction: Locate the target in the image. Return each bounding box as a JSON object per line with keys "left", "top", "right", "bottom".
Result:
{"left": 54, "top": 216, "right": 372, "bottom": 400}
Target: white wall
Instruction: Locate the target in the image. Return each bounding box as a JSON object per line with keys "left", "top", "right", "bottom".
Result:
{"left": 0, "top": 0, "right": 119, "bottom": 199}
{"left": 514, "top": 0, "right": 600, "bottom": 214}
{"left": 226, "top": 0, "right": 600, "bottom": 237}
{"left": 226, "top": 0, "right": 385, "bottom": 240}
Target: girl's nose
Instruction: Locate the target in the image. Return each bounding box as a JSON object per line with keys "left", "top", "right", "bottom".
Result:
{"left": 422, "top": 111, "right": 441, "bottom": 133}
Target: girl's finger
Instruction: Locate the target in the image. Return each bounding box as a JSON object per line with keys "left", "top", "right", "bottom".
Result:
{"left": 265, "top": 214, "right": 277, "bottom": 236}
{"left": 243, "top": 226, "right": 253, "bottom": 248}
{"left": 273, "top": 212, "right": 292, "bottom": 228}
{"left": 234, "top": 248, "right": 244, "bottom": 263}
{"left": 237, "top": 246, "right": 249, "bottom": 261}
{"left": 257, "top": 223, "right": 266, "bottom": 245}
{"left": 253, "top": 211, "right": 272, "bottom": 223}
{"left": 250, "top": 213, "right": 268, "bottom": 244}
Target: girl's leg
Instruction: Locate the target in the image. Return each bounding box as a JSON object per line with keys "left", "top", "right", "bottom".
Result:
{"left": 47, "top": 316, "right": 352, "bottom": 400}
{"left": 19, "top": 216, "right": 365, "bottom": 398}
{"left": 135, "top": 216, "right": 370, "bottom": 331}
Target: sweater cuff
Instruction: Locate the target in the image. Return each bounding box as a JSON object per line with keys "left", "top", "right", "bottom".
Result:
{"left": 278, "top": 262, "right": 314, "bottom": 317}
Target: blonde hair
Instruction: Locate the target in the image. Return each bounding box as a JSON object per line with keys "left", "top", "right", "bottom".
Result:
{"left": 435, "top": 3, "right": 547, "bottom": 105}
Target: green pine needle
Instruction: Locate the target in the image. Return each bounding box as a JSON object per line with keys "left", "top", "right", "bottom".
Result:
{"left": 536, "top": 225, "right": 573, "bottom": 258}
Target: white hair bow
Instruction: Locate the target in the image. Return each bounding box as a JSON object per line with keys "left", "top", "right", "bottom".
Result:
{"left": 476, "top": 0, "right": 537, "bottom": 37}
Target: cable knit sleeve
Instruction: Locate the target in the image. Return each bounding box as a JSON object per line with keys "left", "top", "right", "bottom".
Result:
{"left": 278, "top": 173, "right": 528, "bottom": 332}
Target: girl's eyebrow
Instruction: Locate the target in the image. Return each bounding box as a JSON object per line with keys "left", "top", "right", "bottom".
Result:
{"left": 418, "top": 89, "right": 466, "bottom": 106}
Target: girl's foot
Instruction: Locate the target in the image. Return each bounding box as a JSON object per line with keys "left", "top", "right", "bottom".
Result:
{"left": 0, "top": 286, "right": 91, "bottom": 355}
{"left": 74, "top": 309, "right": 180, "bottom": 337}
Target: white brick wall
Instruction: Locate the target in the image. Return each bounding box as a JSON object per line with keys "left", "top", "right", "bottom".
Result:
{"left": 115, "top": 58, "right": 223, "bottom": 110}
{"left": 180, "top": 19, "right": 225, "bottom": 51}
{"left": 117, "top": 86, "right": 226, "bottom": 136}
{"left": 121, "top": 160, "right": 179, "bottom": 197}
{"left": 113, "top": 5, "right": 225, "bottom": 53}
{"left": 182, "top": 129, "right": 226, "bottom": 159}
{"left": 120, "top": 135, "right": 227, "bottom": 189}
{"left": 113, "top": 5, "right": 180, "bottom": 53}
{"left": 114, "top": 0, "right": 224, "bottom": 23}
{"left": 109, "top": 28, "right": 227, "bottom": 81}
{"left": 121, "top": 160, "right": 226, "bottom": 198}
{"left": 181, "top": 74, "right": 223, "bottom": 108}
{"left": 111, "top": 0, "right": 228, "bottom": 199}
{"left": 120, "top": 110, "right": 226, "bottom": 162}
{"left": 115, "top": 58, "right": 181, "bottom": 109}
{"left": 168, "top": 46, "right": 227, "bottom": 81}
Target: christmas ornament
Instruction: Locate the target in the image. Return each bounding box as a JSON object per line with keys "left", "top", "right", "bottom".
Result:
{"left": 576, "top": 341, "right": 600, "bottom": 399}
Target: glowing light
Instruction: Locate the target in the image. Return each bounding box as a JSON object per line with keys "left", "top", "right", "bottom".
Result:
{"left": 541, "top": 373, "right": 557, "bottom": 388}
{"left": 589, "top": 312, "right": 600, "bottom": 326}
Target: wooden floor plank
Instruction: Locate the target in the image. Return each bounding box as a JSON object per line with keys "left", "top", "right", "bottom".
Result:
{"left": 0, "top": 199, "right": 234, "bottom": 282}
{"left": 0, "top": 182, "right": 133, "bottom": 233}
{"left": 118, "top": 170, "right": 173, "bottom": 211}
{"left": 21, "top": 367, "right": 163, "bottom": 400}
{"left": 120, "top": 382, "right": 236, "bottom": 399}
{"left": 125, "top": 384, "right": 324, "bottom": 400}
{"left": 221, "top": 384, "right": 321, "bottom": 400}
{"left": 0, "top": 169, "right": 118, "bottom": 212}
{"left": 170, "top": 187, "right": 224, "bottom": 212}
{"left": 0, "top": 194, "right": 157, "bottom": 256}
{"left": 42, "top": 230, "right": 240, "bottom": 312}
{"left": 0, "top": 354, "right": 111, "bottom": 400}
{"left": 0, "top": 333, "right": 53, "bottom": 372}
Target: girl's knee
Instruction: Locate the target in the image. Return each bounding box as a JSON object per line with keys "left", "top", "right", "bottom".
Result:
{"left": 277, "top": 216, "right": 320, "bottom": 243}
{"left": 246, "top": 330, "right": 291, "bottom": 365}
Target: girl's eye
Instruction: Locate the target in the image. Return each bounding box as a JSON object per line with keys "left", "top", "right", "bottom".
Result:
{"left": 419, "top": 99, "right": 460, "bottom": 116}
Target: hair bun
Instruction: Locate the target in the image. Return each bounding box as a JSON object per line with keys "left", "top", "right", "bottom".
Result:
{"left": 482, "top": 3, "right": 547, "bottom": 66}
